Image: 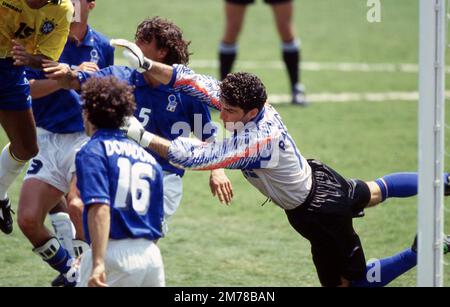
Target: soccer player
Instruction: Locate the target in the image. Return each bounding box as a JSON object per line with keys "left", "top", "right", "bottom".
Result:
{"left": 0, "top": 0, "right": 73, "bottom": 234}
{"left": 219, "top": 0, "right": 307, "bottom": 105}
{"left": 44, "top": 17, "right": 233, "bottom": 235}
{"left": 76, "top": 76, "right": 165, "bottom": 287}
{"left": 16, "top": 0, "right": 114, "bottom": 286}
{"left": 88, "top": 42, "right": 450, "bottom": 287}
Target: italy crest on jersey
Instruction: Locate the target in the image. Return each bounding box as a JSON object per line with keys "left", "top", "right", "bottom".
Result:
{"left": 166, "top": 94, "right": 178, "bottom": 112}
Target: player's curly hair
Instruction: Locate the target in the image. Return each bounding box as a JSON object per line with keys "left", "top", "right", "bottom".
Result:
{"left": 135, "top": 17, "right": 191, "bottom": 65}
{"left": 81, "top": 76, "right": 136, "bottom": 129}
{"left": 220, "top": 72, "right": 267, "bottom": 113}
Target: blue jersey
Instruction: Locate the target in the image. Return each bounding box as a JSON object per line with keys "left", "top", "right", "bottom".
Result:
{"left": 76, "top": 129, "right": 164, "bottom": 243}
{"left": 26, "top": 26, "right": 114, "bottom": 133}
{"left": 77, "top": 66, "right": 216, "bottom": 176}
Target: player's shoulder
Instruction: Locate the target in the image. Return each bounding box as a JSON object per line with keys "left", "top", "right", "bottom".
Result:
{"left": 48, "top": 0, "right": 74, "bottom": 20}
{"left": 77, "top": 136, "right": 105, "bottom": 158}
{"left": 88, "top": 27, "right": 114, "bottom": 50}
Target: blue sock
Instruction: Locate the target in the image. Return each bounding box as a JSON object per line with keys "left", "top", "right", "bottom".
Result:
{"left": 351, "top": 248, "right": 417, "bottom": 287}
{"left": 46, "top": 245, "right": 73, "bottom": 274}
{"left": 375, "top": 172, "right": 450, "bottom": 202}
{"left": 33, "top": 238, "right": 73, "bottom": 274}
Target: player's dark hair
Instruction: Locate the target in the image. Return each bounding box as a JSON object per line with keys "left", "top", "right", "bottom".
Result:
{"left": 220, "top": 72, "right": 267, "bottom": 113}
{"left": 81, "top": 76, "right": 136, "bottom": 129}
{"left": 135, "top": 17, "right": 191, "bottom": 65}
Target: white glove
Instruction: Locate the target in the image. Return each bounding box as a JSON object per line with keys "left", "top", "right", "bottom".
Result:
{"left": 110, "top": 39, "right": 153, "bottom": 73}
{"left": 122, "top": 116, "right": 154, "bottom": 147}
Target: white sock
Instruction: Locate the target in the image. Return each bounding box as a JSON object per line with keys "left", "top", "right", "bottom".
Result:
{"left": 49, "top": 212, "right": 77, "bottom": 257}
{"left": 0, "top": 144, "right": 27, "bottom": 200}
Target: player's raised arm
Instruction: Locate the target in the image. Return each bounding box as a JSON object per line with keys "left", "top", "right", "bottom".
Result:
{"left": 42, "top": 60, "right": 81, "bottom": 90}
{"left": 111, "top": 39, "right": 223, "bottom": 110}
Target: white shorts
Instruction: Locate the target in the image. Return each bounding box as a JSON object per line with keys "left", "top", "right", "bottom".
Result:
{"left": 77, "top": 238, "right": 165, "bottom": 287}
{"left": 163, "top": 172, "right": 183, "bottom": 220}
{"left": 24, "top": 128, "right": 88, "bottom": 194}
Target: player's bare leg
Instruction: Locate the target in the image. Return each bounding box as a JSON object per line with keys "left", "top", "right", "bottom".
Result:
{"left": 219, "top": 3, "right": 247, "bottom": 80}
{"left": 18, "top": 178, "right": 77, "bottom": 285}
{"left": 0, "top": 109, "right": 38, "bottom": 234}
{"left": 271, "top": 1, "right": 307, "bottom": 105}
{"left": 66, "top": 175, "right": 85, "bottom": 241}
{"left": 271, "top": 2, "right": 295, "bottom": 43}
{"left": 17, "top": 178, "right": 63, "bottom": 246}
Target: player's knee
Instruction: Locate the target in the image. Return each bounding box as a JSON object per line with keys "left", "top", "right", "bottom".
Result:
{"left": 10, "top": 142, "right": 38, "bottom": 161}
{"left": 68, "top": 197, "right": 84, "bottom": 218}
{"left": 17, "top": 209, "right": 40, "bottom": 236}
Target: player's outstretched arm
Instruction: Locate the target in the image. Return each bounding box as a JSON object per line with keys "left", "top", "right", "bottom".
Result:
{"left": 42, "top": 60, "right": 81, "bottom": 90}
{"left": 124, "top": 116, "right": 280, "bottom": 171}
{"left": 112, "top": 39, "right": 223, "bottom": 110}
{"left": 110, "top": 39, "right": 173, "bottom": 84}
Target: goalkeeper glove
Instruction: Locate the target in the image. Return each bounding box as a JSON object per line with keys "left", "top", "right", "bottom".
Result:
{"left": 110, "top": 39, "right": 153, "bottom": 73}
{"left": 122, "top": 116, "right": 154, "bottom": 148}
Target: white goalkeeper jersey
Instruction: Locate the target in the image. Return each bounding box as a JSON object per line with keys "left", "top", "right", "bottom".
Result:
{"left": 166, "top": 65, "right": 313, "bottom": 210}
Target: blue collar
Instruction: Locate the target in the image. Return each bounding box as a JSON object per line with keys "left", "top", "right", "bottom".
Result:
{"left": 92, "top": 129, "right": 126, "bottom": 139}
{"left": 79, "top": 25, "right": 95, "bottom": 47}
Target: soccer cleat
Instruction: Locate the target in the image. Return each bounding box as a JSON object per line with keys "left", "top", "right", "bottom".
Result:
{"left": 411, "top": 236, "right": 417, "bottom": 253}
{"left": 411, "top": 235, "right": 450, "bottom": 254}
{"left": 444, "top": 236, "right": 450, "bottom": 255}
{"left": 292, "top": 83, "right": 308, "bottom": 106}
{"left": 0, "top": 198, "right": 14, "bottom": 234}
{"left": 444, "top": 174, "right": 450, "bottom": 196}
{"left": 51, "top": 274, "right": 65, "bottom": 287}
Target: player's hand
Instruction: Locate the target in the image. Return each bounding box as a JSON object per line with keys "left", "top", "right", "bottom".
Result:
{"left": 77, "top": 62, "right": 100, "bottom": 73}
{"left": 122, "top": 116, "right": 154, "bottom": 147}
{"left": 88, "top": 263, "right": 108, "bottom": 287}
{"left": 110, "top": 39, "right": 153, "bottom": 73}
{"left": 42, "top": 60, "right": 79, "bottom": 89}
{"left": 210, "top": 169, "right": 233, "bottom": 205}
{"left": 11, "top": 40, "right": 32, "bottom": 66}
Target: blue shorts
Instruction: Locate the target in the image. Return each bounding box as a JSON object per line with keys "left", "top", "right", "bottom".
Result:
{"left": 0, "top": 58, "right": 32, "bottom": 111}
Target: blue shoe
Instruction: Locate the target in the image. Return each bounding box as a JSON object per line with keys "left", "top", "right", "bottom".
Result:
{"left": 444, "top": 236, "right": 450, "bottom": 255}
{"left": 51, "top": 274, "right": 65, "bottom": 287}
{"left": 411, "top": 235, "right": 450, "bottom": 254}
{"left": 445, "top": 174, "right": 450, "bottom": 196}
{"left": 0, "top": 198, "right": 13, "bottom": 235}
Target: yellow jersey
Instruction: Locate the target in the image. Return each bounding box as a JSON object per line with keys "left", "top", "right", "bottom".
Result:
{"left": 0, "top": 0, "right": 74, "bottom": 60}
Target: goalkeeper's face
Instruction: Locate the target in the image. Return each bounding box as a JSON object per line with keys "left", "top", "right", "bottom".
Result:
{"left": 220, "top": 101, "right": 259, "bottom": 132}
{"left": 136, "top": 39, "right": 167, "bottom": 63}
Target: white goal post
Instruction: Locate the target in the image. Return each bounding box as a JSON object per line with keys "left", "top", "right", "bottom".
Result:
{"left": 417, "top": 0, "right": 446, "bottom": 287}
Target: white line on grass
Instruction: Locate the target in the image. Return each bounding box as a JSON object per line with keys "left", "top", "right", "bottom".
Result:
{"left": 115, "top": 58, "right": 450, "bottom": 74}
{"left": 114, "top": 58, "right": 450, "bottom": 104}
{"left": 268, "top": 91, "right": 450, "bottom": 104}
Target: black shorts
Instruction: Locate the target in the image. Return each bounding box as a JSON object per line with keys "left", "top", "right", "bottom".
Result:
{"left": 225, "top": 0, "right": 292, "bottom": 5}
{"left": 284, "top": 159, "right": 371, "bottom": 287}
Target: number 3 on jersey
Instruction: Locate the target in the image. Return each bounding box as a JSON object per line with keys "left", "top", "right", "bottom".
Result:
{"left": 114, "top": 157, "right": 154, "bottom": 215}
